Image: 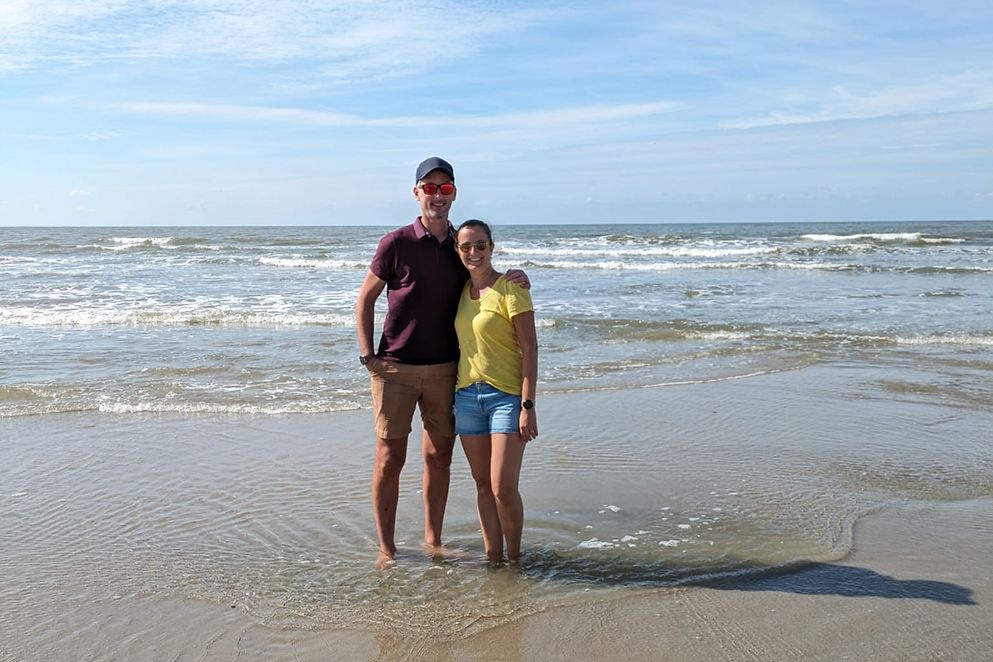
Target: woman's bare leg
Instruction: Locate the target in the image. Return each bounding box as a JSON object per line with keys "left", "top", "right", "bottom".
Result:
{"left": 461, "top": 434, "right": 504, "bottom": 561}
{"left": 491, "top": 433, "right": 526, "bottom": 561}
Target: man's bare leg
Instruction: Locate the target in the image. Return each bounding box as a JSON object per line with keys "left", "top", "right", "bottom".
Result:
{"left": 372, "top": 436, "right": 408, "bottom": 563}
{"left": 421, "top": 429, "right": 455, "bottom": 550}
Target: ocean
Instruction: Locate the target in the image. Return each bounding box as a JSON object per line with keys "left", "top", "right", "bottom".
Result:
{"left": 3, "top": 220, "right": 992, "bottom": 417}
{"left": 2, "top": 220, "right": 993, "bottom": 654}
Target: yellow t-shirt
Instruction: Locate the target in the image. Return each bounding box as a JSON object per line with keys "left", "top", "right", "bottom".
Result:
{"left": 455, "top": 275, "right": 534, "bottom": 393}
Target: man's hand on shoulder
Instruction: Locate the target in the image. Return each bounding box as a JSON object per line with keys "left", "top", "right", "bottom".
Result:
{"left": 504, "top": 269, "right": 531, "bottom": 290}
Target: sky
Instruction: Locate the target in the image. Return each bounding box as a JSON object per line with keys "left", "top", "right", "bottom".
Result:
{"left": 2, "top": 0, "right": 992, "bottom": 226}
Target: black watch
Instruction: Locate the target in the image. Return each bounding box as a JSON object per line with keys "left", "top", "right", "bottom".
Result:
{"left": 359, "top": 354, "right": 375, "bottom": 366}
{"left": 521, "top": 399, "right": 534, "bottom": 410}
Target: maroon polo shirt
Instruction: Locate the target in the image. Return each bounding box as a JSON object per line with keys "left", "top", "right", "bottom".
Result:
{"left": 369, "top": 218, "right": 469, "bottom": 365}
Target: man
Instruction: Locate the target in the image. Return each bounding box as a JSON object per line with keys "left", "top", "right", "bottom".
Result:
{"left": 355, "top": 157, "right": 526, "bottom": 564}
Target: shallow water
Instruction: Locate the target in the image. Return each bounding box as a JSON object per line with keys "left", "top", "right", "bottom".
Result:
{"left": 4, "top": 363, "right": 992, "bottom": 641}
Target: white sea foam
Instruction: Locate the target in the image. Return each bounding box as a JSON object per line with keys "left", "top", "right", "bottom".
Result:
{"left": 85, "top": 240, "right": 223, "bottom": 253}
{"left": 669, "top": 246, "right": 779, "bottom": 258}
{"left": 529, "top": 260, "right": 713, "bottom": 271}
{"left": 109, "top": 236, "right": 175, "bottom": 250}
{"left": 800, "top": 232, "right": 964, "bottom": 244}
{"left": 260, "top": 257, "right": 366, "bottom": 269}
{"left": 577, "top": 538, "right": 615, "bottom": 549}
{"left": 95, "top": 400, "right": 361, "bottom": 415}
{"left": 895, "top": 334, "right": 993, "bottom": 347}
{"left": 499, "top": 244, "right": 778, "bottom": 259}
{"left": 767, "top": 262, "right": 860, "bottom": 271}
{"left": 523, "top": 259, "right": 874, "bottom": 272}
{"left": 0, "top": 255, "right": 41, "bottom": 264}
{"left": 2, "top": 391, "right": 368, "bottom": 417}
{"left": 0, "top": 307, "right": 355, "bottom": 327}
{"left": 689, "top": 330, "right": 752, "bottom": 341}
{"left": 908, "top": 265, "right": 993, "bottom": 274}
{"left": 919, "top": 237, "right": 966, "bottom": 244}
{"left": 802, "top": 232, "right": 923, "bottom": 242}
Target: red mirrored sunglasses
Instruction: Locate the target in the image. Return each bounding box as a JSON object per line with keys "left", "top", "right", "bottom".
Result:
{"left": 418, "top": 182, "right": 455, "bottom": 196}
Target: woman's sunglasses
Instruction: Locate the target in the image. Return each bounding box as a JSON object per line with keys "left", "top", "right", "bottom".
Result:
{"left": 457, "top": 240, "right": 491, "bottom": 253}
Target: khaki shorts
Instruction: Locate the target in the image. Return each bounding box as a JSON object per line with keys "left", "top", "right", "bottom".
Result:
{"left": 368, "top": 358, "right": 457, "bottom": 439}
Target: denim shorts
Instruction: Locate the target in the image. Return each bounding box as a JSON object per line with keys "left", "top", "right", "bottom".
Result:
{"left": 454, "top": 382, "right": 521, "bottom": 435}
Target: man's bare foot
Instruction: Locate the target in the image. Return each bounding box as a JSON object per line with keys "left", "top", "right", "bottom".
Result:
{"left": 376, "top": 550, "right": 397, "bottom": 569}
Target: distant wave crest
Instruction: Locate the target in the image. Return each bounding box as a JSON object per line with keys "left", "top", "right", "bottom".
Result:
{"left": 801, "top": 232, "right": 964, "bottom": 245}
{"left": 519, "top": 259, "right": 993, "bottom": 274}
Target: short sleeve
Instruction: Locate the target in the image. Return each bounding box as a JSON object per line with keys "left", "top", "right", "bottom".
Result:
{"left": 503, "top": 281, "right": 534, "bottom": 319}
{"left": 369, "top": 234, "right": 396, "bottom": 282}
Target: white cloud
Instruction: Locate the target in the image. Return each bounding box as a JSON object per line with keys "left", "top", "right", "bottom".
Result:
{"left": 70, "top": 189, "right": 91, "bottom": 196}
{"left": 106, "top": 98, "right": 683, "bottom": 158}
{"left": 80, "top": 130, "right": 123, "bottom": 141}
{"left": 114, "top": 101, "right": 361, "bottom": 125}
{"left": 114, "top": 99, "right": 681, "bottom": 129}
{"left": 723, "top": 69, "right": 993, "bottom": 129}
{"left": 0, "top": 1, "right": 549, "bottom": 83}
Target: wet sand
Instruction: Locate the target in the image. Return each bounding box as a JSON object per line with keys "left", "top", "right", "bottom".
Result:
{"left": 3, "top": 364, "right": 992, "bottom": 660}
{"left": 3, "top": 500, "right": 990, "bottom": 661}
{"left": 434, "top": 499, "right": 993, "bottom": 662}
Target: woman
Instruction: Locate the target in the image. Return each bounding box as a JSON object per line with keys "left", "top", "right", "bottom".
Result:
{"left": 453, "top": 219, "right": 538, "bottom": 563}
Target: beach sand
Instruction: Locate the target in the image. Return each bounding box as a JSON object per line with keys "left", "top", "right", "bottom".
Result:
{"left": 3, "top": 364, "right": 992, "bottom": 661}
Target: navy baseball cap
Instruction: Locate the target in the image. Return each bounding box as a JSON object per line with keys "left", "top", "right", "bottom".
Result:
{"left": 415, "top": 157, "right": 455, "bottom": 183}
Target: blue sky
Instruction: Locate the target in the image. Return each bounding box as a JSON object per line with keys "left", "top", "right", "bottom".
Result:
{"left": 2, "top": 0, "right": 992, "bottom": 226}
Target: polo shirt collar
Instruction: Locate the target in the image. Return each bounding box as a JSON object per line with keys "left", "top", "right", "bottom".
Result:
{"left": 413, "top": 217, "right": 455, "bottom": 245}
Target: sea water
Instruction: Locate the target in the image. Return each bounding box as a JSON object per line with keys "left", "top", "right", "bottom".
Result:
{"left": 2, "top": 221, "right": 993, "bottom": 642}
{"left": 3, "top": 221, "right": 992, "bottom": 416}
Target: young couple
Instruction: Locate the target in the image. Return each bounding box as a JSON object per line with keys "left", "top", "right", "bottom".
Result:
{"left": 355, "top": 157, "right": 538, "bottom": 566}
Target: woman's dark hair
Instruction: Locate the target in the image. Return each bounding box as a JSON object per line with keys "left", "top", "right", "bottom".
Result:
{"left": 457, "top": 219, "right": 493, "bottom": 244}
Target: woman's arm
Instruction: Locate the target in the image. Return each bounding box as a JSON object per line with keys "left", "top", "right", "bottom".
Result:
{"left": 513, "top": 310, "right": 538, "bottom": 442}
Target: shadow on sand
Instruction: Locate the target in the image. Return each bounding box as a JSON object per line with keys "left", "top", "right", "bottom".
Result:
{"left": 702, "top": 561, "right": 976, "bottom": 605}
{"left": 516, "top": 552, "right": 976, "bottom": 606}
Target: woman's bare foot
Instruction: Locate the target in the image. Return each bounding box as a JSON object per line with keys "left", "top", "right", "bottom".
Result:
{"left": 422, "top": 542, "right": 469, "bottom": 560}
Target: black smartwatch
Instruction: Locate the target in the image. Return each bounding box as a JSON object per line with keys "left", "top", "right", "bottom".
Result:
{"left": 521, "top": 399, "right": 534, "bottom": 410}
{"left": 359, "top": 354, "right": 375, "bottom": 366}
